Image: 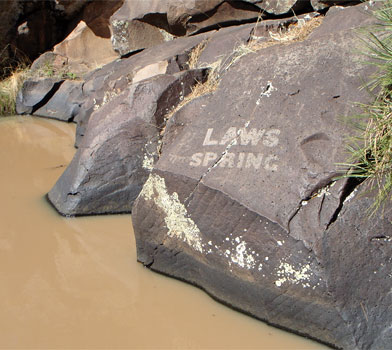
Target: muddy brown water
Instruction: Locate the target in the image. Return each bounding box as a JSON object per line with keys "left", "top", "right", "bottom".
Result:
{"left": 0, "top": 116, "right": 329, "bottom": 349}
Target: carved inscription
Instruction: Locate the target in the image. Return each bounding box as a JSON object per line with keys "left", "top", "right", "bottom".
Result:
{"left": 171, "top": 126, "right": 281, "bottom": 171}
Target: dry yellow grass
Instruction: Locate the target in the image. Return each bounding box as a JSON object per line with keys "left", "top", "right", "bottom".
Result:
{"left": 160, "top": 60, "right": 221, "bottom": 137}
{"left": 0, "top": 66, "right": 29, "bottom": 116}
{"left": 268, "top": 16, "right": 323, "bottom": 43}
{"left": 188, "top": 40, "right": 209, "bottom": 70}
{"left": 225, "top": 16, "right": 323, "bottom": 70}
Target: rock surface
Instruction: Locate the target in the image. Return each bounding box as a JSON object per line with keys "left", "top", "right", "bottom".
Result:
{"left": 73, "top": 32, "right": 211, "bottom": 147}
{"left": 45, "top": 12, "right": 320, "bottom": 215}
{"left": 320, "top": 184, "right": 392, "bottom": 350}
{"left": 33, "top": 80, "right": 83, "bottom": 122}
{"left": 131, "top": 3, "right": 388, "bottom": 349}
{"left": 48, "top": 69, "right": 207, "bottom": 216}
{"left": 13, "top": 1, "right": 392, "bottom": 349}
{"left": 15, "top": 78, "right": 64, "bottom": 115}
{"left": 109, "top": 0, "right": 328, "bottom": 56}
{"left": 53, "top": 0, "right": 123, "bottom": 74}
{"left": 53, "top": 21, "right": 118, "bottom": 74}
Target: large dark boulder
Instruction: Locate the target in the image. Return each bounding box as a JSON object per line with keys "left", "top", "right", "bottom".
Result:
{"left": 132, "top": 3, "right": 387, "bottom": 349}
{"left": 321, "top": 184, "right": 392, "bottom": 350}
{"left": 45, "top": 12, "right": 318, "bottom": 216}
{"left": 48, "top": 69, "right": 208, "bottom": 216}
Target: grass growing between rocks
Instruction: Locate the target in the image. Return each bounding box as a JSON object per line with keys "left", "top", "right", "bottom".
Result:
{"left": 224, "top": 15, "right": 323, "bottom": 70}
{"left": 0, "top": 46, "right": 30, "bottom": 116}
{"left": 164, "top": 15, "right": 323, "bottom": 127}
{"left": 341, "top": 0, "right": 392, "bottom": 215}
{"left": 0, "top": 65, "right": 29, "bottom": 116}
{"left": 162, "top": 61, "right": 220, "bottom": 131}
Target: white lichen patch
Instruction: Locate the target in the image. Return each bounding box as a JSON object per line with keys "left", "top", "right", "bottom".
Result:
{"left": 275, "top": 261, "right": 312, "bottom": 288}
{"left": 256, "top": 82, "right": 276, "bottom": 105}
{"left": 93, "top": 90, "right": 119, "bottom": 111}
{"left": 315, "top": 181, "right": 336, "bottom": 198}
{"left": 140, "top": 174, "right": 204, "bottom": 253}
{"left": 159, "top": 28, "right": 175, "bottom": 42}
{"left": 230, "top": 240, "right": 256, "bottom": 269}
{"left": 142, "top": 154, "right": 154, "bottom": 170}
{"left": 343, "top": 188, "right": 358, "bottom": 204}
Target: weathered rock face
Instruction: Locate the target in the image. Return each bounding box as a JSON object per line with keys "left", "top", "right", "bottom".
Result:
{"left": 15, "top": 78, "right": 64, "bottom": 115}
{"left": 132, "top": 3, "right": 388, "bottom": 349}
{"left": 33, "top": 80, "right": 84, "bottom": 122}
{"left": 40, "top": 13, "right": 313, "bottom": 216}
{"left": 109, "top": 0, "right": 325, "bottom": 56}
{"left": 321, "top": 184, "right": 392, "bottom": 350}
{"left": 48, "top": 69, "right": 207, "bottom": 216}
{"left": 53, "top": 0, "right": 123, "bottom": 74}
{"left": 198, "top": 12, "right": 320, "bottom": 67}
{"left": 53, "top": 21, "right": 118, "bottom": 74}
{"left": 73, "top": 32, "right": 211, "bottom": 147}
{"left": 14, "top": 2, "right": 390, "bottom": 347}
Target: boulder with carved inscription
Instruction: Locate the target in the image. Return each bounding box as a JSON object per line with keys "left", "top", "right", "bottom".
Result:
{"left": 131, "top": 3, "right": 392, "bottom": 349}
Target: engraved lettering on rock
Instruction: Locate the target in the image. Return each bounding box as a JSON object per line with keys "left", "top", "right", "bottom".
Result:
{"left": 175, "top": 126, "right": 280, "bottom": 171}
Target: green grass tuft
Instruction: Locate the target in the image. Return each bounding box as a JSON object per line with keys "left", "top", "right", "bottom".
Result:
{"left": 343, "top": 0, "right": 392, "bottom": 215}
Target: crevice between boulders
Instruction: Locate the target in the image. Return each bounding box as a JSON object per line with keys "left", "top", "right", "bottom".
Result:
{"left": 32, "top": 79, "right": 63, "bottom": 113}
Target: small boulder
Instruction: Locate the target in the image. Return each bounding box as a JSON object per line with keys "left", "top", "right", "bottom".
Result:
{"left": 33, "top": 80, "right": 84, "bottom": 122}
{"left": 16, "top": 78, "right": 64, "bottom": 115}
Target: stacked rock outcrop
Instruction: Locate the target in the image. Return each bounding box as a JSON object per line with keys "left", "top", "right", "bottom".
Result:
{"left": 14, "top": 1, "right": 392, "bottom": 349}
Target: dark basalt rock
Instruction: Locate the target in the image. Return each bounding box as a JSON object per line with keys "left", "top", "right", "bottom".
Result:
{"left": 132, "top": 3, "right": 388, "bottom": 349}
{"left": 16, "top": 78, "right": 64, "bottom": 115}
{"left": 109, "top": 0, "right": 329, "bottom": 57}
{"left": 33, "top": 80, "right": 84, "bottom": 122}
{"left": 73, "top": 32, "right": 211, "bottom": 147}
{"left": 311, "top": 0, "right": 362, "bottom": 11}
{"left": 321, "top": 184, "right": 392, "bottom": 350}
{"left": 47, "top": 69, "right": 208, "bottom": 216}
